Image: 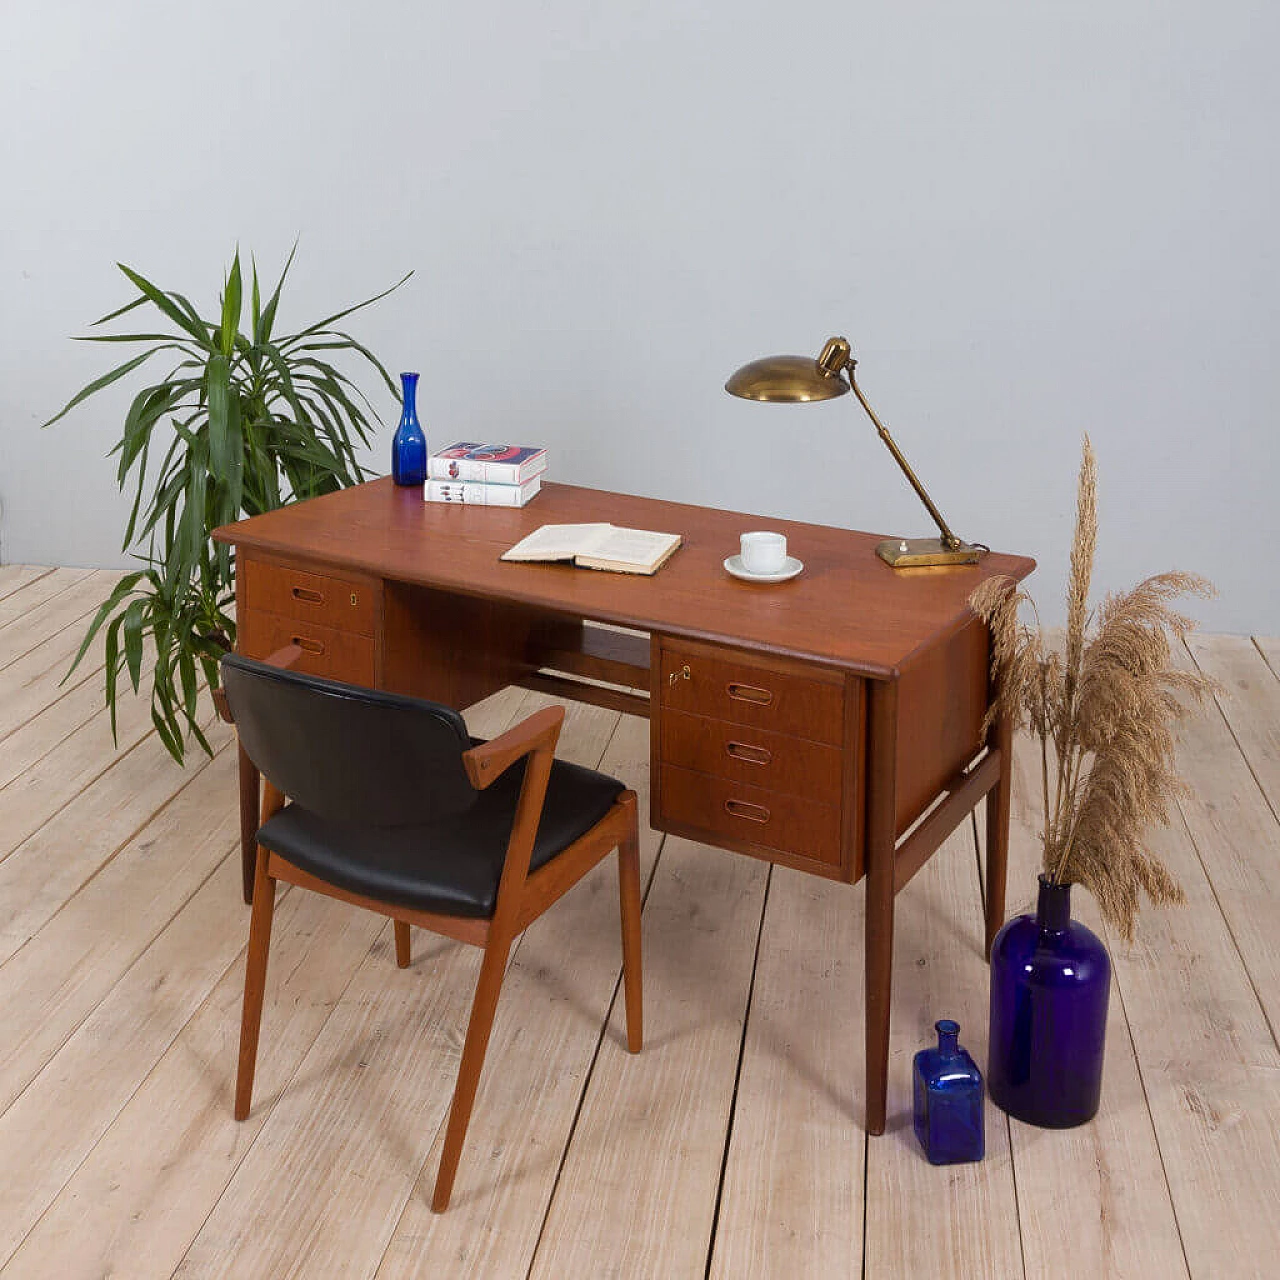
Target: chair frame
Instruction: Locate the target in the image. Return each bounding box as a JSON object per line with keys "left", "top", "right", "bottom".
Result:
{"left": 227, "top": 647, "right": 643, "bottom": 1212}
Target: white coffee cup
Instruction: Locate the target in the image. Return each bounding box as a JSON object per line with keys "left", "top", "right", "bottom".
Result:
{"left": 740, "top": 531, "right": 787, "bottom": 575}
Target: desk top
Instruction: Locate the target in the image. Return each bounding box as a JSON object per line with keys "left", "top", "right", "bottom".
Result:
{"left": 214, "top": 478, "right": 1034, "bottom": 679}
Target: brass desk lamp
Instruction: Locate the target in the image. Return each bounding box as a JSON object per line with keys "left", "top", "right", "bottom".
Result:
{"left": 726, "top": 336, "right": 985, "bottom": 568}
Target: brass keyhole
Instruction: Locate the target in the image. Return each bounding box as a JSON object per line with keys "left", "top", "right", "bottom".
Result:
{"left": 668, "top": 664, "right": 691, "bottom": 687}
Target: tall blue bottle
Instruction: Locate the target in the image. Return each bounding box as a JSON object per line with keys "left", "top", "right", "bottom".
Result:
{"left": 391, "top": 371, "right": 426, "bottom": 486}
{"left": 988, "top": 874, "right": 1111, "bottom": 1127}
{"left": 913, "top": 1019, "right": 985, "bottom": 1164}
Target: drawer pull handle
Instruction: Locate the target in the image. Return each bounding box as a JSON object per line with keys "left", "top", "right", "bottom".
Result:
{"left": 726, "top": 741, "right": 772, "bottom": 766}
{"left": 291, "top": 635, "right": 326, "bottom": 656}
{"left": 668, "top": 664, "right": 692, "bottom": 687}
{"left": 727, "top": 681, "right": 774, "bottom": 706}
{"left": 291, "top": 586, "right": 325, "bottom": 604}
{"left": 725, "top": 798, "right": 770, "bottom": 824}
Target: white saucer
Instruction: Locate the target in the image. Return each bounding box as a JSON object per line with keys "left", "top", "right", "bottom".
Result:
{"left": 723, "top": 554, "right": 804, "bottom": 583}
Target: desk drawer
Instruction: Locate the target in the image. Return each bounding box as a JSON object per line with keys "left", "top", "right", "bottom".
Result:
{"left": 239, "top": 610, "right": 375, "bottom": 687}
{"left": 660, "top": 765, "right": 841, "bottom": 866}
{"left": 660, "top": 645, "right": 843, "bottom": 745}
{"left": 242, "top": 558, "right": 376, "bottom": 637}
{"left": 660, "top": 710, "right": 842, "bottom": 803}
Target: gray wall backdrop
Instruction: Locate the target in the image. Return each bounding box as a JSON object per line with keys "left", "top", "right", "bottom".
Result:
{"left": 2, "top": 0, "right": 1276, "bottom": 632}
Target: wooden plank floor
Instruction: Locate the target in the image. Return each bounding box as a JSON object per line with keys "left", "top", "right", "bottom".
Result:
{"left": 1, "top": 565, "right": 1277, "bottom": 1278}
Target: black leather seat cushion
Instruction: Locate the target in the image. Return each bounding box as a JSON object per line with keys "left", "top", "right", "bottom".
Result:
{"left": 257, "top": 754, "right": 625, "bottom": 919}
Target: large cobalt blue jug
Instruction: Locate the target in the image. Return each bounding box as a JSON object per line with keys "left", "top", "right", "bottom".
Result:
{"left": 988, "top": 874, "right": 1110, "bottom": 1127}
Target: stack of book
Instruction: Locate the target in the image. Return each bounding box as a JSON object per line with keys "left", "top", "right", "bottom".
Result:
{"left": 424, "top": 442, "right": 547, "bottom": 507}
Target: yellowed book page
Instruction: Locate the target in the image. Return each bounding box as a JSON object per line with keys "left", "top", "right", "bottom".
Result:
{"left": 500, "top": 523, "right": 612, "bottom": 562}
{"left": 576, "top": 527, "right": 681, "bottom": 573}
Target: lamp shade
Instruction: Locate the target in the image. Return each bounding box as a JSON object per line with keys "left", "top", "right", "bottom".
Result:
{"left": 724, "top": 354, "right": 850, "bottom": 403}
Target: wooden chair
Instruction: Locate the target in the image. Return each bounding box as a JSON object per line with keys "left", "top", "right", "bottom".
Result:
{"left": 220, "top": 650, "right": 643, "bottom": 1211}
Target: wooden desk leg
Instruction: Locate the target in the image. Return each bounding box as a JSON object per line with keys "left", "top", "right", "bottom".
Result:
{"left": 984, "top": 710, "right": 1013, "bottom": 960}
{"left": 237, "top": 742, "right": 260, "bottom": 906}
{"left": 864, "top": 679, "right": 899, "bottom": 1136}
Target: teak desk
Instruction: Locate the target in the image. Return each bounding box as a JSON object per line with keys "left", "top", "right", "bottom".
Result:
{"left": 213, "top": 477, "right": 1034, "bottom": 1134}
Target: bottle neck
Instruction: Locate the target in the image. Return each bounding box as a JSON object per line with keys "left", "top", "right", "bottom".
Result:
{"left": 1036, "top": 874, "right": 1073, "bottom": 933}
{"left": 399, "top": 372, "right": 420, "bottom": 417}
{"left": 935, "top": 1019, "right": 960, "bottom": 1057}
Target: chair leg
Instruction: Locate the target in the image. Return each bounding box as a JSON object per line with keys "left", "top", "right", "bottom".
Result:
{"left": 618, "top": 809, "right": 643, "bottom": 1054}
{"left": 237, "top": 744, "right": 260, "bottom": 905}
{"left": 432, "top": 932, "right": 513, "bottom": 1212}
{"left": 235, "top": 848, "right": 277, "bottom": 1121}
{"left": 394, "top": 920, "right": 412, "bottom": 969}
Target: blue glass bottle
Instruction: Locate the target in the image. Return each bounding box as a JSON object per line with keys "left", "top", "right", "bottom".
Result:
{"left": 913, "top": 1019, "right": 985, "bottom": 1164}
{"left": 391, "top": 371, "right": 426, "bottom": 486}
{"left": 988, "top": 874, "right": 1111, "bottom": 1127}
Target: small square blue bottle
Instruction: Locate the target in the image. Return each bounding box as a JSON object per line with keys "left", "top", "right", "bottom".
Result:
{"left": 913, "top": 1019, "right": 985, "bottom": 1164}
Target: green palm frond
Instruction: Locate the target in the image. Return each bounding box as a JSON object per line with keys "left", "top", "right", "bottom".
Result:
{"left": 44, "top": 246, "right": 410, "bottom": 763}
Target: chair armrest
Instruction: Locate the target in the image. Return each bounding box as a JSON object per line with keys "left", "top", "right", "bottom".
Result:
{"left": 213, "top": 644, "right": 304, "bottom": 724}
{"left": 263, "top": 643, "right": 304, "bottom": 670}
{"left": 462, "top": 705, "right": 565, "bottom": 789}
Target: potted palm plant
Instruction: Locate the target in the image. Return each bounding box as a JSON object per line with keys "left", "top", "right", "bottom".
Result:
{"left": 44, "top": 247, "right": 409, "bottom": 762}
{"left": 969, "top": 437, "right": 1217, "bottom": 1127}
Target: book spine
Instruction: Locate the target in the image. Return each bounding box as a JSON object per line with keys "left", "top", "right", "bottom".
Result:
{"left": 424, "top": 478, "right": 539, "bottom": 507}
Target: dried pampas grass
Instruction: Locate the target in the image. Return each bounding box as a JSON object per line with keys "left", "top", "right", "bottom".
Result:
{"left": 970, "top": 437, "right": 1217, "bottom": 941}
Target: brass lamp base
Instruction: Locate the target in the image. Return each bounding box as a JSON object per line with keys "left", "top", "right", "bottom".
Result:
{"left": 876, "top": 537, "right": 985, "bottom": 569}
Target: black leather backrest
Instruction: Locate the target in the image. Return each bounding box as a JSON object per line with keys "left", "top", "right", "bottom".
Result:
{"left": 221, "top": 654, "right": 478, "bottom": 826}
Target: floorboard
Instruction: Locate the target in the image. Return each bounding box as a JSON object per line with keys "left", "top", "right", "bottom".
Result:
{"left": 0, "top": 851, "right": 245, "bottom": 1266}
{"left": 0, "top": 711, "right": 231, "bottom": 964}
{"left": 0, "top": 568, "right": 1276, "bottom": 1279}
{"left": 0, "top": 566, "right": 54, "bottom": 603}
{"left": 0, "top": 598, "right": 118, "bottom": 743}
{"left": 1103, "top": 784, "right": 1280, "bottom": 1276}
{"left": 0, "top": 882, "right": 378, "bottom": 1279}
{"left": 0, "top": 568, "right": 112, "bottom": 670}
{"left": 707, "top": 865, "right": 866, "bottom": 1279}
{"left": 863, "top": 826, "right": 1024, "bottom": 1279}
{"left": 0, "top": 654, "right": 158, "bottom": 861}
{"left": 1169, "top": 642, "right": 1280, "bottom": 1052}
{"left": 1002, "top": 734, "right": 1189, "bottom": 1278}
{"left": 0, "top": 748, "right": 239, "bottom": 1113}
{"left": 0, "top": 638, "right": 122, "bottom": 791}
{"left": 1254, "top": 637, "right": 1280, "bottom": 680}
{"left": 375, "top": 712, "right": 662, "bottom": 1279}
{"left": 524, "top": 829, "right": 762, "bottom": 1280}
{"left": 1186, "top": 633, "right": 1280, "bottom": 819}
{"left": 528, "top": 836, "right": 768, "bottom": 1279}
{"left": 0, "top": 567, "right": 96, "bottom": 641}
{"left": 175, "top": 695, "right": 620, "bottom": 1279}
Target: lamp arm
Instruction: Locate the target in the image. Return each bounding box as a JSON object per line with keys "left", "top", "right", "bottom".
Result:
{"left": 845, "top": 368, "right": 962, "bottom": 551}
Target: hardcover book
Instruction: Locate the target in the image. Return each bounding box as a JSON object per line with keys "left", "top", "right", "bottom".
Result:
{"left": 427, "top": 442, "right": 548, "bottom": 485}
{"left": 500, "top": 523, "right": 682, "bottom": 576}
{"left": 425, "top": 476, "right": 542, "bottom": 507}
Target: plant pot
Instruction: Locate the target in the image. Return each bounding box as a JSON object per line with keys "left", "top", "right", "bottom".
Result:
{"left": 987, "top": 874, "right": 1110, "bottom": 1127}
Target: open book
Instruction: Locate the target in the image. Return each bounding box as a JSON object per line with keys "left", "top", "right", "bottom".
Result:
{"left": 501, "top": 523, "right": 682, "bottom": 576}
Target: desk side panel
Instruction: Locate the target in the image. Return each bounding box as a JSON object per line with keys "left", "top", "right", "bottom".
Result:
{"left": 893, "top": 616, "right": 989, "bottom": 836}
